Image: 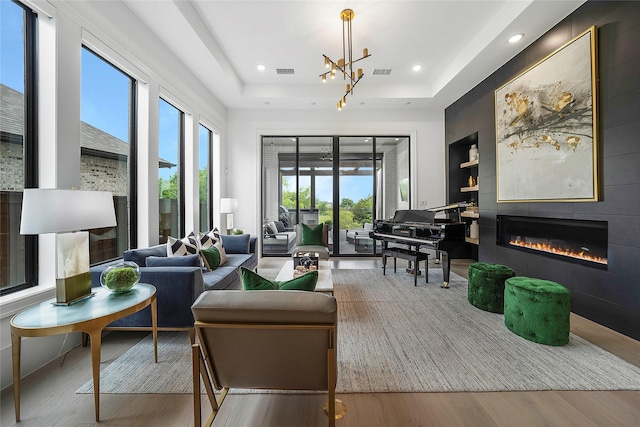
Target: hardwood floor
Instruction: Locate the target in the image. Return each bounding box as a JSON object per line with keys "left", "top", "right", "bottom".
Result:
{"left": 2, "top": 258, "right": 639, "bottom": 426}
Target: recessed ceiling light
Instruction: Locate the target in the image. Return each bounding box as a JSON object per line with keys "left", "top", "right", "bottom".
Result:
{"left": 508, "top": 33, "right": 524, "bottom": 43}
{"left": 257, "top": 64, "right": 266, "bottom": 71}
{"left": 264, "top": 101, "right": 270, "bottom": 105}
{"left": 412, "top": 65, "right": 422, "bottom": 72}
{"left": 405, "top": 101, "right": 411, "bottom": 105}
{"left": 310, "top": 102, "right": 317, "bottom": 106}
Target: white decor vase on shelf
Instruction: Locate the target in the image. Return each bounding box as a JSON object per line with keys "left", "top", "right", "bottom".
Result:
{"left": 469, "top": 144, "right": 478, "bottom": 162}
{"left": 469, "top": 220, "right": 479, "bottom": 239}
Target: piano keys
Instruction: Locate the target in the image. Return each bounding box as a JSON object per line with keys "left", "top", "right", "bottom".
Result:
{"left": 371, "top": 205, "right": 468, "bottom": 288}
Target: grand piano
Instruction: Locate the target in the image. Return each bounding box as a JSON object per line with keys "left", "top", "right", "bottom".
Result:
{"left": 370, "top": 204, "right": 468, "bottom": 288}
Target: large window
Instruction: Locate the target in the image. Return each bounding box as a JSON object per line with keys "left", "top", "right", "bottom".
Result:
{"left": 0, "top": 1, "right": 37, "bottom": 294}
{"left": 158, "top": 98, "right": 184, "bottom": 242}
{"left": 199, "top": 124, "right": 212, "bottom": 232}
{"left": 81, "top": 47, "right": 136, "bottom": 264}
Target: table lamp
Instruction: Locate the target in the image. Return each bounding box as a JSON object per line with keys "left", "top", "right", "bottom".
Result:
{"left": 220, "top": 198, "right": 238, "bottom": 234}
{"left": 20, "top": 189, "right": 117, "bottom": 305}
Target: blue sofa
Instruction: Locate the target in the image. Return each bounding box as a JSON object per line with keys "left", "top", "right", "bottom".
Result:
{"left": 90, "top": 234, "right": 257, "bottom": 331}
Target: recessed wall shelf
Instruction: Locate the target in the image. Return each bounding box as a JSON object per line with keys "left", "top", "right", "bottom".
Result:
{"left": 460, "top": 159, "right": 479, "bottom": 168}
{"left": 460, "top": 185, "right": 479, "bottom": 192}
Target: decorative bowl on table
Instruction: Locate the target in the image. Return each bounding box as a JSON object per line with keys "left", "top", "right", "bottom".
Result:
{"left": 100, "top": 261, "right": 141, "bottom": 293}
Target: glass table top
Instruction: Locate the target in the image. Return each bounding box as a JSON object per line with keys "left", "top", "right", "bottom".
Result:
{"left": 11, "top": 284, "right": 155, "bottom": 329}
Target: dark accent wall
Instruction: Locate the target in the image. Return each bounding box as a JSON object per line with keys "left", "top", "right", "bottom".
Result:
{"left": 445, "top": 1, "right": 640, "bottom": 340}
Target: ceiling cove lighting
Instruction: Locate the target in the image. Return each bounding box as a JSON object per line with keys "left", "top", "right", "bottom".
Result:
{"left": 320, "top": 8, "right": 371, "bottom": 110}
{"left": 508, "top": 33, "right": 524, "bottom": 43}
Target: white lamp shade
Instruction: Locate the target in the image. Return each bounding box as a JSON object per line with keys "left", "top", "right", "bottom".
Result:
{"left": 220, "top": 198, "right": 238, "bottom": 213}
{"left": 20, "top": 189, "right": 117, "bottom": 234}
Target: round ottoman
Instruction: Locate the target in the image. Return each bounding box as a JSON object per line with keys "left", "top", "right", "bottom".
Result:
{"left": 504, "top": 277, "right": 570, "bottom": 346}
{"left": 467, "top": 262, "right": 515, "bottom": 313}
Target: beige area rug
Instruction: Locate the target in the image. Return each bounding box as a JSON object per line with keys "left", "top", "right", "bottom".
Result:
{"left": 77, "top": 268, "right": 640, "bottom": 394}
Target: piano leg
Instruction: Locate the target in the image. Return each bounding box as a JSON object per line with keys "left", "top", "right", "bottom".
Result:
{"left": 434, "top": 249, "right": 441, "bottom": 264}
{"left": 440, "top": 252, "right": 451, "bottom": 288}
{"left": 382, "top": 252, "right": 387, "bottom": 275}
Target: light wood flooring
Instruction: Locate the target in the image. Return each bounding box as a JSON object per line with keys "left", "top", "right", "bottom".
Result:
{"left": 2, "top": 258, "right": 639, "bottom": 426}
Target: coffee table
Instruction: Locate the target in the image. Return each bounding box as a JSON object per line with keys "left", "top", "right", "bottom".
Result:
{"left": 275, "top": 260, "right": 334, "bottom": 295}
{"left": 10, "top": 283, "right": 158, "bottom": 422}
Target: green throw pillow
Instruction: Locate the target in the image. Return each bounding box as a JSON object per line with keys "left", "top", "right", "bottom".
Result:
{"left": 301, "top": 223, "right": 325, "bottom": 246}
{"left": 200, "top": 246, "right": 221, "bottom": 271}
{"left": 278, "top": 270, "right": 318, "bottom": 291}
{"left": 240, "top": 267, "right": 318, "bottom": 291}
{"left": 240, "top": 267, "right": 277, "bottom": 290}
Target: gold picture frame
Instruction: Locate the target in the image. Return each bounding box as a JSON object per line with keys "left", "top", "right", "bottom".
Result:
{"left": 495, "top": 26, "right": 599, "bottom": 202}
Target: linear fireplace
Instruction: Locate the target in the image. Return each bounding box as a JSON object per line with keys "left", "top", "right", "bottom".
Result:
{"left": 496, "top": 215, "right": 608, "bottom": 269}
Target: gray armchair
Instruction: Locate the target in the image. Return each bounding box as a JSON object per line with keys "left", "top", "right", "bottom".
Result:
{"left": 191, "top": 290, "right": 340, "bottom": 426}
{"left": 292, "top": 223, "right": 331, "bottom": 260}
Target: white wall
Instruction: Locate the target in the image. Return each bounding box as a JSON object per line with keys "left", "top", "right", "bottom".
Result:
{"left": 225, "top": 108, "right": 445, "bottom": 244}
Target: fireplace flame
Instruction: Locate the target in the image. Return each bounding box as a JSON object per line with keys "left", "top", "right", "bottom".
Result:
{"left": 509, "top": 239, "right": 607, "bottom": 265}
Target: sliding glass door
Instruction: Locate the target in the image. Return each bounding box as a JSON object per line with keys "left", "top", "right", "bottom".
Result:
{"left": 261, "top": 135, "right": 410, "bottom": 256}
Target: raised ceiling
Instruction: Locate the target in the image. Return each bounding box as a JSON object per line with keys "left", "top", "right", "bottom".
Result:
{"left": 120, "top": 0, "right": 585, "bottom": 112}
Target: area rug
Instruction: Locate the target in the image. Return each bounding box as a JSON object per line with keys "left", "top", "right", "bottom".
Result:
{"left": 78, "top": 268, "right": 640, "bottom": 394}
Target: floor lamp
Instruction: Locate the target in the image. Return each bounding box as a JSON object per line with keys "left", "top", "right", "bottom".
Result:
{"left": 220, "top": 198, "right": 238, "bottom": 235}
{"left": 20, "top": 189, "right": 117, "bottom": 305}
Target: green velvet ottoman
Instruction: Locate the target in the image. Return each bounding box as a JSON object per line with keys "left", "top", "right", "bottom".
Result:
{"left": 467, "top": 262, "right": 515, "bottom": 313}
{"left": 504, "top": 277, "right": 570, "bottom": 346}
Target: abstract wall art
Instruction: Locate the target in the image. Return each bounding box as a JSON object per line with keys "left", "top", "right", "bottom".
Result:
{"left": 495, "top": 26, "right": 599, "bottom": 202}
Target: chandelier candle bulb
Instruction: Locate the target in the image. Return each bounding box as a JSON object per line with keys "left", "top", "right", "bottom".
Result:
{"left": 322, "top": 74, "right": 326, "bottom": 82}
{"left": 358, "top": 68, "right": 363, "bottom": 78}
{"left": 363, "top": 48, "right": 368, "bottom": 57}
{"left": 346, "top": 84, "right": 351, "bottom": 92}
{"left": 324, "top": 56, "right": 330, "bottom": 68}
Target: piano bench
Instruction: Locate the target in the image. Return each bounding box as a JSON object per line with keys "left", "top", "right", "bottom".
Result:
{"left": 467, "top": 262, "right": 515, "bottom": 313}
{"left": 382, "top": 248, "right": 429, "bottom": 286}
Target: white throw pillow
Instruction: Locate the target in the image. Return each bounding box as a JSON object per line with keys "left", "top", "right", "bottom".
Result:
{"left": 198, "top": 227, "right": 223, "bottom": 250}
{"left": 167, "top": 232, "right": 198, "bottom": 257}
{"left": 215, "top": 240, "right": 228, "bottom": 266}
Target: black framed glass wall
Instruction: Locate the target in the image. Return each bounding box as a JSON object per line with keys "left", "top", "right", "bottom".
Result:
{"left": 261, "top": 135, "right": 410, "bottom": 256}
{"left": 81, "top": 47, "right": 136, "bottom": 264}
{"left": 0, "top": 1, "right": 38, "bottom": 294}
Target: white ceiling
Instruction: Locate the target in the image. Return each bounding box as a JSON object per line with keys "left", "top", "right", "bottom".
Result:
{"left": 120, "top": 0, "right": 585, "bottom": 112}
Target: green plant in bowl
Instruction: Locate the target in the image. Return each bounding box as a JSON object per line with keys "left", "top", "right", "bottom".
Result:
{"left": 100, "top": 262, "right": 141, "bottom": 293}
{"left": 232, "top": 228, "right": 244, "bottom": 235}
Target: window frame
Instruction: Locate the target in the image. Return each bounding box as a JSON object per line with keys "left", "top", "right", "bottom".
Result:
{"left": 0, "top": 1, "right": 38, "bottom": 295}
{"left": 80, "top": 45, "right": 138, "bottom": 262}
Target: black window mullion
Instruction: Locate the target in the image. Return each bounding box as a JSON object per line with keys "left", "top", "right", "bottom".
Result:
{"left": 24, "top": 4, "right": 38, "bottom": 287}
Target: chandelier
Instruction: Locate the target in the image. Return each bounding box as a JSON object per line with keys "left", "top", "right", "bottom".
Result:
{"left": 320, "top": 9, "right": 371, "bottom": 110}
